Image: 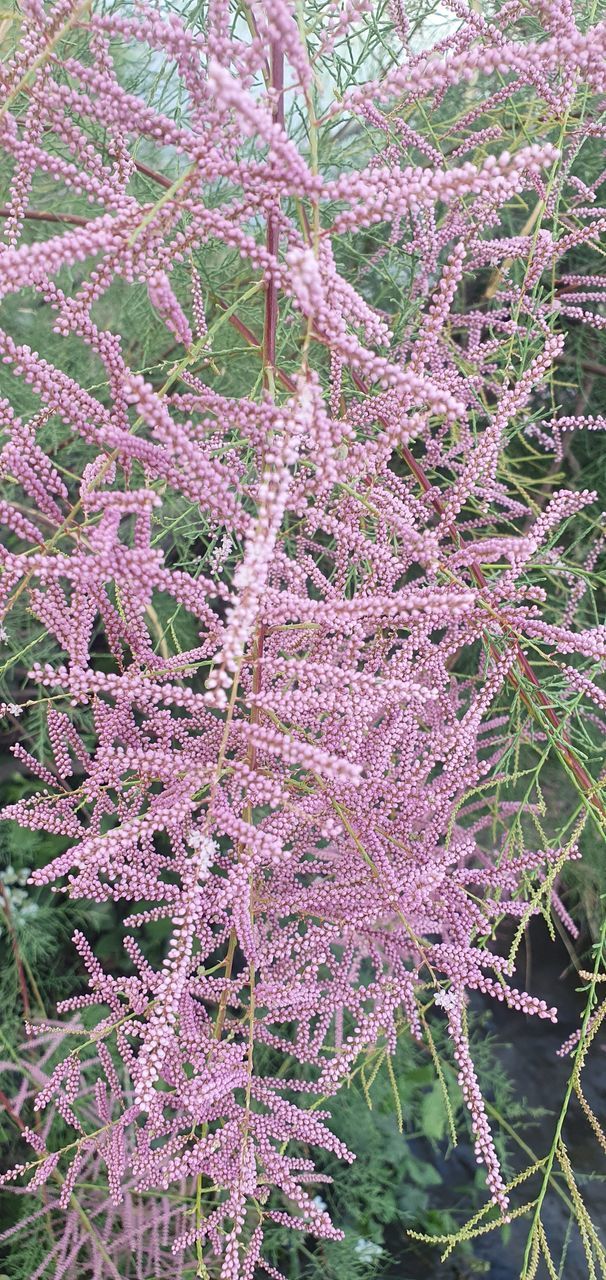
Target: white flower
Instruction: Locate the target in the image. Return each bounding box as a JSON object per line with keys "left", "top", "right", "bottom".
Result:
{"left": 209, "top": 532, "right": 233, "bottom": 578}
{"left": 354, "top": 1238, "right": 383, "bottom": 1263}
{"left": 188, "top": 831, "right": 218, "bottom": 880}
{"left": 434, "top": 988, "right": 458, "bottom": 1013}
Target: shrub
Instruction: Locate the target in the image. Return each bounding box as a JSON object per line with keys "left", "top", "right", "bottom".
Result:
{"left": 0, "top": 1, "right": 605, "bottom": 1275}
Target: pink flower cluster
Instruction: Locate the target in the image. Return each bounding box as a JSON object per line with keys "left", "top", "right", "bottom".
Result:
{"left": 0, "top": 0, "right": 604, "bottom": 1274}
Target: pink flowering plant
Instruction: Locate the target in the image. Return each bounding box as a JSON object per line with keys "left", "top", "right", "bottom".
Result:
{"left": 0, "top": 0, "right": 605, "bottom": 1275}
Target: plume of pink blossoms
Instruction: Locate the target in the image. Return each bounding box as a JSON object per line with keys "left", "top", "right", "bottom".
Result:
{"left": 0, "top": 0, "right": 604, "bottom": 1275}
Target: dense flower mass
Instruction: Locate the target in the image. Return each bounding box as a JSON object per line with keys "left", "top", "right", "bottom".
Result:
{"left": 0, "top": 0, "right": 605, "bottom": 1275}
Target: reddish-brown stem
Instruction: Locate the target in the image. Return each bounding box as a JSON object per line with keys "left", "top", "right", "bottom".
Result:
{"left": 133, "top": 159, "right": 172, "bottom": 190}
{"left": 0, "top": 205, "right": 89, "bottom": 227}
{"left": 0, "top": 1087, "right": 27, "bottom": 1133}
{"left": 220, "top": 306, "right": 263, "bottom": 353}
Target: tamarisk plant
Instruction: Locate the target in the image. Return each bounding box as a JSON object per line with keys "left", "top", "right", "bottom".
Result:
{"left": 0, "top": 0, "right": 605, "bottom": 1275}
